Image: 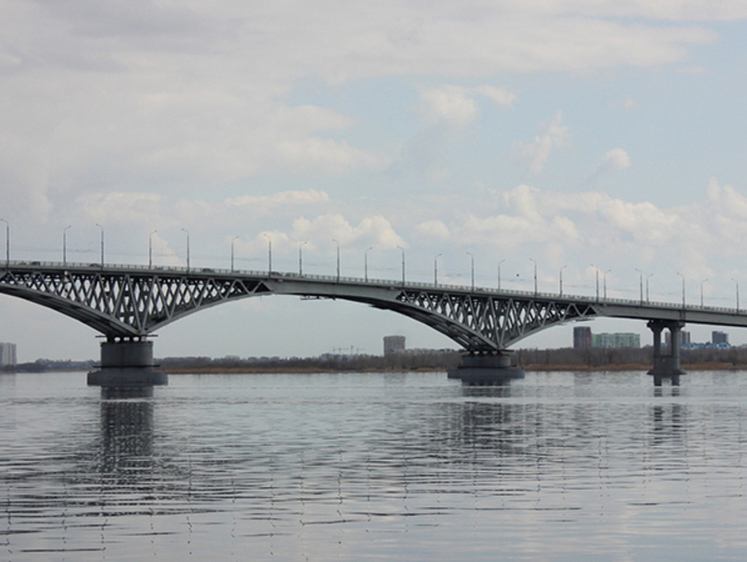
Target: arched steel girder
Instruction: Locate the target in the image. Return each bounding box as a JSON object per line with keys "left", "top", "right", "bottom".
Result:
{"left": 0, "top": 264, "right": 599, "bottom": 351}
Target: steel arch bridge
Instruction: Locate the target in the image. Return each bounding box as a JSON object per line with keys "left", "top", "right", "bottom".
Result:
{"left": 0, "top": 261, "right": 601, "bottom": 352}
{"left": 4, "top": 261, "right": 747, "bottom": 353}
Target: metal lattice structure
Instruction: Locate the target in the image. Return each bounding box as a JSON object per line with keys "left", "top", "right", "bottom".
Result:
{"left": 3, "top": 261, "right": 747, "bottom": 351}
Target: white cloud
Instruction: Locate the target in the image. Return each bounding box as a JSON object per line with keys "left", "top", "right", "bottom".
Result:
{"left": 279, "top": 213, "right": 406, "bottom": 252}
{"left": 512, "top": 111, "right": 570, "bottom": 174}
{"left": 417, "top": 220, "right": 451, "bottom": 240}
{"left": 276, "top": 138, "right": 389, "bottom": 175}
{"left": 623, "top": 96, "right": 638, "bottom": 109}
{"left": 588, "top": 148, "right": 631, "bottom": 183}
{"left": 417, "top": 84, "right": 516, "bottom": 128}
{"left": 417, "top": 86, "right": 480, "bottom": 128}
{"left": 77, "top": 192, "right": 162, "bottom": 224}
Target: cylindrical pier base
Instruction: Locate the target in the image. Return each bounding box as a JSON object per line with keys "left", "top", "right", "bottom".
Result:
{"left": 447, "top": 353, "right": 525, "bottom": 385}
{"left": 88, "top": 340, "right": 167, "bottom": 388}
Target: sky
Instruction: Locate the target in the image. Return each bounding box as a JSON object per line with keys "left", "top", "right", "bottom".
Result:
{"left": 3, "top": 1, "right": 747, "bottom": 361}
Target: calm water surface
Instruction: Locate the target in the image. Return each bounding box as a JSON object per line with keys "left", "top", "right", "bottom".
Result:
{"left": 2, "top": 370, "right": 747, "bottom": 561}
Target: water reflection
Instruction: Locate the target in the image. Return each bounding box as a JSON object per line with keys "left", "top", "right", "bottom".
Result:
{"left": 99, "top": 395, "right": 154, "bottom": 478}
{"left": 3, "top": 372, "right": 747, "bottom": 561}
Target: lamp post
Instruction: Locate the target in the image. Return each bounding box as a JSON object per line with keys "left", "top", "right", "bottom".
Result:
{"left": 181, "top": 228, "right": 190, "bottom": 271}
{"left": 0, "top": 218, "right": 8, "bottom": 265}
{"left": 149, "top": 230, "right": 157, "bottom": 268}
{"left": 434, "top": 253, "right": 442, "bottom": 286}
{"left": 63, "top": 225, "right": 71, "bottom": 266}
{"left": 95, "top": 223, "right": 104, "bottom": 268}
{"left": 733, "top": 278, "right": 740, "bottom": 313}
{"left": 677, "top": 272, "right": 686, "bottom": 308}
{"left": 231, "top": 236, "right": 239, "bottom": 272}
{"left": 646, "top": 273, "right": 654, "bottom": 303}
{"left": 590, "top": 264, "right": 600, "bottom": 301}
{"left": 397, "top": 246, "right": 405, "bottom": 286}
{"left": 364, "top": 247, "right": 373, "bottom": 282}
{"left": 298, "top": 241, "right": 307, "bottom": 276}
{"left": 530, "top": 258, "right": 537, "bottom": 296}
{"left": 635, "top": 268, "right": 643, "bottom": 304}
{"left": 498, "top": 259, "right": 505, "bottom": 291}
{"left": 263, "top": 233, "right": 271, "bottom": 274}
{"left": 467, "top": 252, "right": 474, "bottom": 291}
{"left": 700, "top": 278, "right": 709, "bottom": 308}
{"left": 332, "top": 239, "right": 340, "bottom": 282}
{"left": 603, "top": 269, "right": 611, "bottom": 300}
{"left": 559, "top": 265, "right": 567, "bottom": 296}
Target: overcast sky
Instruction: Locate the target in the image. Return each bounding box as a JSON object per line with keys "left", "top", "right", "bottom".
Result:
{"left": 3, "top": 1, "right": 747, "bottom": 361}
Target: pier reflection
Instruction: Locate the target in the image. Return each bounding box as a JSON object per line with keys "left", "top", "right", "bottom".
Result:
{"left": 99, "top": 391, "right": 155, "bottom": 481}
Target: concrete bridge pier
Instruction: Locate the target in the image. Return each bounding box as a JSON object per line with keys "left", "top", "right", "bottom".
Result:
{"left": 647, "top": 320, "right": 685, "bottom": 386}
{"left": 88, "top": 338, "right": 167, "bottom": 395}
{"left": 447, "top": 352, "right": 525, "bottom": 385}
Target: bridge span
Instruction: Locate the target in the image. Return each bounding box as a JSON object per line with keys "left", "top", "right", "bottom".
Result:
{"left": 1, "top": 260, "right": 745, "bottom": 387}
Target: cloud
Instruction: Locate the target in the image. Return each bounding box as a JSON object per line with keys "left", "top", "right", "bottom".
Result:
{"left": 512, "top": 111, "right": 570, "bottom": 174}
{"left": 416, "top": 220, "right": 451, "bottom": 240}
{"left": 588, "top": 148, "right": 631, "bottom": 183}
{"left": 77, "top": 192, "right": 163, "bottom": 224}
{"left": 417, "top": 84, "right": 516, "bottom": 128}
{"left": 276, "top": 138, "right": 389, "bottom": 175}
{"left": 417, "top": 86, "right": 480, "bottom": 128}
{"left": 258, "top": 214, "right": 407, "bottom": 254}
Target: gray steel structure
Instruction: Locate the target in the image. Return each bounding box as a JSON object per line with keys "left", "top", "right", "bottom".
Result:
{"left": 2, "top": 261, "right": 747, "bottom": 352}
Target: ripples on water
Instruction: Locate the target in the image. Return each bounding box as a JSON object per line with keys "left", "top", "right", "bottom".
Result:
{"left": 2, "top": 371, "right": 747, "bottom": 560}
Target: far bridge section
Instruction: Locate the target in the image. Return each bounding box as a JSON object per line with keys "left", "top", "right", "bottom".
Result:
{"left": 2, "top": 261, "right": 747, "bottom": 388}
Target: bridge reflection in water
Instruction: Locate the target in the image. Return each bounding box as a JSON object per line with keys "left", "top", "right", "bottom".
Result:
{"left": 3, "top": 260, "right": 747, "bottom": 388}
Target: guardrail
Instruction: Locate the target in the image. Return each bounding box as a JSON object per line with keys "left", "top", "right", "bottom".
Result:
{"left": 2, "top": 259, "right": 744, "bottom": 317}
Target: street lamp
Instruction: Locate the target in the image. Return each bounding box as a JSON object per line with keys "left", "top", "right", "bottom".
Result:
{"left": 603, "top": 269, "right": 611, "bottom": 300}
{"left": 231, "top": 236, "right": 239, "bottom": 272}
{"left": 397, "top": 246, "right": 405, "bottom": 286}
{"left": 677, "top": 272, "right": 686, "bottom": 308}
{"left": 498, "top": 259, "right": 505, "bottom": 291}
{"left": 63, "top": 225, "right": 71, "bottom": 266}
{"left": 298, "top": 241, "right": 308, "bottom": 276}
{"left": 635, "top": 268, "right": 644, "bottom": 304}
{"left": 364, "top": 246, "right": 373, "bottom": 282}
{"left": 733, "top": 278, "right": 740, "bottom": 313}
{"left": 434, "top": 253, "right": 442, "bottom": 286}
{"left": 0, "top": 218, "right": 8, "bottom": 265}
{"left": 700, "top": 278, "right": 709, "bottom": 308}
{"left": 646, "top": 273, "right": 654, "bottom": 303}
{"left": 95, "top": 223, "right": 104, "bottom": 268}
{"left": 559, "top": 265, "right": 567, "bottom": 297}
{"left": 467, "top": 252, "right": 474, "bottom": 291}
{"left": 332, "top": 239, "right": 340, "bottom": 282}
{"left": 263, "top": 233, "right": 271, "bottom": 274}
{"left": 591, "top": 264, "right": 599, "bottom": 301}
{"left": 149, "top": 230, "right": 157, "bottom": 268}
{"left": 181, "top": 228, "right": 190, "bottom": 271}
{"left": 530, "top": 258, "right": 537, "bottom": 296}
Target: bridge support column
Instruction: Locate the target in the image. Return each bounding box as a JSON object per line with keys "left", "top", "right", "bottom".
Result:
{"left": 88, "top": 338, "right": 167, "bottom": 394}
{"left": 447, "top": 352, "right": 525, "bottom": 385}
{"left": 647, "top": 320, "right": 685, "bottom": 386}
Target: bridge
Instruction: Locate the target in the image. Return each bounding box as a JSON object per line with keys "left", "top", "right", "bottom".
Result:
{"left": 2, "top": 260, "right": 746, "bottom": 387}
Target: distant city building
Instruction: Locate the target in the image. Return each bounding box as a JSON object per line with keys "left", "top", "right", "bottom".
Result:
{"left": 713, "top": 331, "right": 729, "bottom": 345}
{"left": 383, "top": 335, "right": 406, "bottom": 355}
{"left": 0, "top": 342, "right": 17, "bottom": 366}
{"left": 592, "top": 333, "right": 641, "bottom": 349}
{"left": 573, "top": 326, "right": 592, "bottom": 349}
{"left": 665, "top": 330, "right": 691, "bottom": 347}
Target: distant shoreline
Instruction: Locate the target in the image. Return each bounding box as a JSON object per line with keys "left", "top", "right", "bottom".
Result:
{"left": 162, "top": 361, "right": 742, "bottom": 374}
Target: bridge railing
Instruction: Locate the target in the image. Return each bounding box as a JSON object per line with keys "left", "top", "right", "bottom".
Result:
{"left": 2, "top": 259, "right": 743, "bottom": 317}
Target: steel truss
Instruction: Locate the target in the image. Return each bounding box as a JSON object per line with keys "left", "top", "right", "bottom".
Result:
{"left": 0, "top": 263, "right": 600, "bottom": 351}
{"left": 391, "top": 289, "right": 597, "bottom": 352}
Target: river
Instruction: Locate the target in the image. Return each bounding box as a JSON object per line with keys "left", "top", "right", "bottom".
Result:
{"left": 1, "top": 370, "right": 747, "bottom": 561}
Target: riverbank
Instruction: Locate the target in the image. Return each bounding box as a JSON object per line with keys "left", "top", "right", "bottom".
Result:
{"left": 161, "top": 361, "right": 743, "bottom": 374}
